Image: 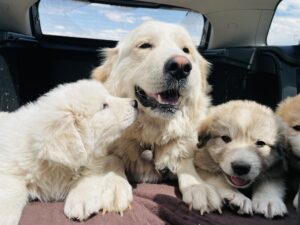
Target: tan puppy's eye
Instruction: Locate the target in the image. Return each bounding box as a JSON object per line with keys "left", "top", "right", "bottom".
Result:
{"left": 138, "top": 43, "right": 152, "bottom": 49}
{"left": 221, "top": 135, "right": 231, "bottom": 143}
{"left": 182, "top": 47, "right": 190, "bottom": 54}
{"left": 292, "top": 125, "right": 300, "bottom": 131}
{"left": 256, "top": 140, "right": 266, "bottom": 147}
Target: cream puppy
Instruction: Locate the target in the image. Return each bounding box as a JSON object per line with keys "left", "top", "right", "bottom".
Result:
{"left": 0, "top": 80, "right": 138, "bottom": 225}
{"left": 277, "top": 94, "right": 300, "bottom": 209}
{"left": 91, "top": 20, "right": 222, "bottom": 214}
{"left": 195, "top": 100, "right": 288, "bottom": 218}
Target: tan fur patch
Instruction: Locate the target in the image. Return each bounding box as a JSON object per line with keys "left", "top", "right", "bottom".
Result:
{"left": 91, "top": 48, "right": 118, "bottom": 82}
{"left": 277, "top": 94, "right": 300, "bottom": 134}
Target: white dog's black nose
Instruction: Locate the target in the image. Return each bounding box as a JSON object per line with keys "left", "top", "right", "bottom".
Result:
{"left": 231, "top": 161, "right": 251, "bottom": 175}
{"left": 132, "top": 100, "right": 138, "bottom": 109}
{"left": 164, "top": 55, "right": 192, "bottom": 80}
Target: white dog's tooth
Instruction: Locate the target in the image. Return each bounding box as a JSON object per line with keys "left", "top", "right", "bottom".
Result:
{"left": 157, "top": 94, "right": 163, "bottom": 104}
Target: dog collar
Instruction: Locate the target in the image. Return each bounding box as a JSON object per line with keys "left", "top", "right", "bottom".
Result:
{"left": 139, "top": 142, "right": 155, "bottom": 162}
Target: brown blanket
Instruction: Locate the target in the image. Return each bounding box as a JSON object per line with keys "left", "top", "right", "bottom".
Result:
{"left": 20, "top": 183, "right": 297, "bottom": 225}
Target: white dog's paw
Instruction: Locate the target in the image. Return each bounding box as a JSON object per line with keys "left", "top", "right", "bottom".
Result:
{"left": 223, "top": 192, "right": 253, "bottom": 215}
{"left": 182, "top": 184, "right": 222, "bottom": 215}
{"left": 293, "top": 192, "right": 298, "bottom": 209}
{"left": 64, "top": 187, "right": 103, "bottom": 221}
{"left": 100, "top": 177, "right": 133, "bottom": 215}
{"left": 252, "top": 196, "right": 287, "bottom": 218}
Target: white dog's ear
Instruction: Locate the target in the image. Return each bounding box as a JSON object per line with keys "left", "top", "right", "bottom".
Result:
{"left": 34, "top": 110, "right": 87, "bottom": 168}
{"left": 198, "top": 54, "right": 211, "bottom": 94}
{"left": 91, "top": 47, "right": 118, "bottom": 82}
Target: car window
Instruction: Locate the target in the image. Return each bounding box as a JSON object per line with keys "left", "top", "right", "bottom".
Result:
{"left": 38, "top": 0, "right": 204, "bottom": 45}
{"left": 267, "top": 0, "right": 300, "bottom": 46}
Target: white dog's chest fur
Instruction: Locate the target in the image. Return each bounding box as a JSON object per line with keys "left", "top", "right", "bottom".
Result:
{"left": 110, "top": 116, "right": 197, "bottom": 183}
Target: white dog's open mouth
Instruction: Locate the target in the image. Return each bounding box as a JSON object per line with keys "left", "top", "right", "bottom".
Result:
{"left": 135, "top": 86, "right": 181, "bottom": 113}
{"left": 225, "top": 174, "right": 251, "bottom": 189}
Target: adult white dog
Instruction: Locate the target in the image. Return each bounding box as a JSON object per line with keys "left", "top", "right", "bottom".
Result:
{"left": 92, "top": 21, "right": 221, "bottom": 215}
{"left": 0, "top": 80, "right": 138, "bottom": 225}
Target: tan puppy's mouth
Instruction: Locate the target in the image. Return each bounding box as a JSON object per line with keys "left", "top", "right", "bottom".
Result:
{"left": 135, "top": 85, "right": 182, "bottom": 114}
{"left": 225, "top": 174, "right": 251, "bottom": 189}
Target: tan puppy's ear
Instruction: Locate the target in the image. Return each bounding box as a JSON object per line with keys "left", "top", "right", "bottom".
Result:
{"left": 274, "top": 116, "right": 291, "bottom": 171}
{"left": 198, "top": 54, "right": 211, "bottom": 94}
{"left": 34, "top": 110, "right": 87, "bottom": 168}
{"left": 91, "top": 47, "right": 118, "bottom": 82}
{"left": 197, "top": 118, "right": 212, "bottom": 149}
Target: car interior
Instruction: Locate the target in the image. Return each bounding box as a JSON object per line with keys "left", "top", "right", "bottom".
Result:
{"left": 0, "top": 0, "right": 299, "bottom": 224}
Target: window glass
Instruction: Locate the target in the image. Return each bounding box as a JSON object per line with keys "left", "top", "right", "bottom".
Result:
{"left": 38, "top": 0, "right": 204, "bottom": 45}
{"left": 268, "top": 0, "right": 300, "bottom": 45}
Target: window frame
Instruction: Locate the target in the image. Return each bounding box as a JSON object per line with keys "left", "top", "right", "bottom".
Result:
{"left": 30, "top": 0, "right": 209, "bottom": 48}
{"left": 266, "top": 0, "right": 299, "bottom": 46}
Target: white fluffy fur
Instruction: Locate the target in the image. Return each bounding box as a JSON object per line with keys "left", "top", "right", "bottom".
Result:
{"left": 0, "top": 80, "right": 137, "bottom": 224}
{"left": 92, "top": 21, "right": 221, "bottom": 213}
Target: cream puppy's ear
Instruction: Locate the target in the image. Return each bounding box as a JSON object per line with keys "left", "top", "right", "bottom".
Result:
{"left": 33, "top": 110, "right": 87, "bottom": 169}
{"left": 91, "top": 48, "right": 118, "bottom": 82}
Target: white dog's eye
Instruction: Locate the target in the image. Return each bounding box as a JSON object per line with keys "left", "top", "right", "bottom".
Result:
{"left": 138, "top": 43, "right": 152, "bottom": 49}
{"left": 292, "top": 125, "right": 300, "bottom": 131}
{"left": 256, "top": 140, "right": 266, "bottom": 147}
{"left": 182, "top": 47, "right": 190, "bottom": 54}
{"left": 221, "top": 135, "right": 231, "bottom": 143}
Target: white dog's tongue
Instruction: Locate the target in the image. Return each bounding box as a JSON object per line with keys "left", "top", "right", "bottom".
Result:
{"left": 148, "top": 93, "right": 179, "bottom": 106}
{"left": 229, "top": 175, "right": 248, "bottom": 186}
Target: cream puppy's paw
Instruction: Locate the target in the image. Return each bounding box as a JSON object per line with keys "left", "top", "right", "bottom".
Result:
{"left": 182, "top": 183, "right": 222, "bottom": 215}
{"left": 100, "top": 174, "right": 133, "bottom": 215}
{"left": 223, "top": 192, "right": 253, "bottom": 215}
{"left": 64, "top": 174, "right": 133, "bottom": 221}
{"left": 252, "top": 196, "right": 287, "bottom": 218}
{"left": 64, "top": 186, "right": 103, "bottom": 221}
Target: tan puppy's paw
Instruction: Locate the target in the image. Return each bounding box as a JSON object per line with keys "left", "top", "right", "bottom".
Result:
{"left": 223, "top": 192, "right": 253, "bottom": 215}
{"left": 100, "top": 175, "right": 133, "bottom": 215}
{"left": 293, "top": 192, "right": 298, "bottom": 209}
{"left": 182, "top": 183, "right": 222, "bottom": 215}
{"left": 252, "top": 196, "right": 287, "bottom": 218}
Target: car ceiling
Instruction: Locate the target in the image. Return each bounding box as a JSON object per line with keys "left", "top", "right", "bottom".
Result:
{"left": 0, "top": 0, "right": 281, "bottom": 48}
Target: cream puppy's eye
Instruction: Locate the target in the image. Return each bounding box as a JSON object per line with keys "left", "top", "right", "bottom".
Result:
{"left": 292, "top": 125, "right": 300, "bottom": 131}
{"left": 182, "top": 47, "right": 190, "bottom": 54}
{"left": 256, "top": 140, "right": 266, "bottom": 147}
{"left": 138, "top": 43, "right": 152, "bottom": 49}
{"left": 101, "top": 103, "right": 108, "bottom": 110}
{"left": 221, "top": 135, "right": 231, "bottom": 143}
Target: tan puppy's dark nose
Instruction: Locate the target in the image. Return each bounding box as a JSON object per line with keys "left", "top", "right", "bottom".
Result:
{"left": 164, "top": 55, "right": 192, "bottom": 80}
{"left": 231, "top": 161, "right": 251, "bottom": 175}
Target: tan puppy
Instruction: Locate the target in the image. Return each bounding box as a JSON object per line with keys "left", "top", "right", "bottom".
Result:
{"left": 92, "top": 20, "right": 222, "bottom": 214}
{"left": 0, "top": 80, "right": 138, "bottom": 225}
{"left": 277, "top": 94, "right": 300, "bottom": 209}
{"left": 195, "top": 100, "right": 288, "bottom": 218}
